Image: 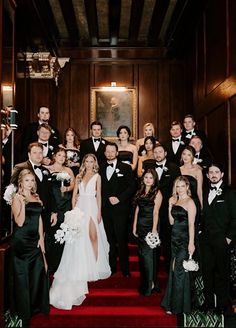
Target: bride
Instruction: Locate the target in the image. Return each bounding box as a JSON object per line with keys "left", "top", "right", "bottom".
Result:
{"left": 50, "top": 153, "right": 111, "bottom": 310}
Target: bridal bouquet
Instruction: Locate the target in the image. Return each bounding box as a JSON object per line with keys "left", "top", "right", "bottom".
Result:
{"left": 3, "top": 183, "right": 17, "bottom": 205}
{"left": 54, "top": 207, "right": 85, "bottom": 244}
{"left": 145, "top": 232, "right": 161, "bottom": 249}
{"left": 56, "top": 171, "right": 71, "bottom": 196}
{"left": 183, "top": 254, "right": 199, "bottom": 272}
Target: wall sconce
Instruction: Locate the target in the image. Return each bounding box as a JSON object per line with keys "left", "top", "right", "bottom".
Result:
{"left": 101, "top": 82, "right": 126, "bottom": 91}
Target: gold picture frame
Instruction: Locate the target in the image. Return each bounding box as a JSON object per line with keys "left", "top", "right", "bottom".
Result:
{"left": 90, "top": 87, "right": 137, "bottom": 141}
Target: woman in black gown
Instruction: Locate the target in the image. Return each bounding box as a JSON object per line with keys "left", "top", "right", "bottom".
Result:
{"left": 161, "top": 175, "right": 196, "bottom": 314}
{"left": 133, "top": 169, "right": 162, "bottom": 296}
{"left": 45, "top": 147, "right": 75, "bottom": 272}
{"left": 11, "top": 169, "right": 49, "bottom": 326}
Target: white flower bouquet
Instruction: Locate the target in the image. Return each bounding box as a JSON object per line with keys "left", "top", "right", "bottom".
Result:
{"left": 183, "top": 254, "right": 199, "bottom": 272}
{"left": 3, "top": 184, "right": 17, "bottom": 205}
{"left": 56, "top": 171, "right": 71, "bottom": 196}
{"left": 145, "top": 232, "right": 161, "bottom": 249}
{"left": 54, "top": 207, "right": 85, "bottom": 244}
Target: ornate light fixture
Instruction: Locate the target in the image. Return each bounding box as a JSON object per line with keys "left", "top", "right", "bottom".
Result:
{"left": 17, "top": 52, "right": 70, "bottom": 86}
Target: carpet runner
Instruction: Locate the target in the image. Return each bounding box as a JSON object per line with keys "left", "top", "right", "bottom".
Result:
{"left": 30, "top": 244, "right": 177, "bottom": 327}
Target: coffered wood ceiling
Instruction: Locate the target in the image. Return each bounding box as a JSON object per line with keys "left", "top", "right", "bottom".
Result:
{"left": 15, "top": 0, "right": 207, "bottom": 58}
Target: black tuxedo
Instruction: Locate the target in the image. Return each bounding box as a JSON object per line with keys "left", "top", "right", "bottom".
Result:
{"left": 80, "top": 137, "right": 108, "bottom": 165}
{"left": 100, "top": 161, "right": 135, "bottom": 274}
{"left": 165, "top": 138, "right": 186, "bottom": 166}
{"left": 194, "top": 147, "right": 213, "bottom": 170}
{"left": 21, "top": 121, "right": 60, "bottom": 159}
{"left": 183, "top": 129, "right": 207, "bottom": 146}
{"left": 200, "top": 183, "right": 236, "bottom": 308}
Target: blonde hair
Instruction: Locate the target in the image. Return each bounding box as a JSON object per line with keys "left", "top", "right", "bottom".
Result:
{"left": 172, "top": 176, "right": 191, "bottom": 198}
{"left": 18, "top": 169, "right": 37, "bottom": 195}
{"left": 143, "top": 123, "right": 155, "bottom": 137}
{"left": 76, "top": 153, "right": 99, "bottom": 183}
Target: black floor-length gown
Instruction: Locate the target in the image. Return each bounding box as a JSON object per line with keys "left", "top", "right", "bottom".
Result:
{"left": 11, "top": 202, "right": 49, "bottom": 322}
{"left": 136, "top": 196, "right": 159, "bottom": 296}
{"left": 161, "top": 205, "right": 193, "bottom": 314}
{"left": 48, "top": 172, "right": 72, "bottom": 272}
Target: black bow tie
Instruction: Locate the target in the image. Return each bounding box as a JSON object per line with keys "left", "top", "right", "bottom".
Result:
{"left": 210, "top": 186, "right": 217, "bottom": 191}
{"left": 34, "top": 164, "right": 42, "bottom": 170}
{"left": 106, "top": 162, "right": 114, "bottom": 168}
{"left": 194, "top": 154, "right": 200, "bottom": 159}
{"left": 40, "top": 142, "right": 48, "bottom": 147}
{"left": 172, "top": 138, "right": 180, "bottom": 142}
{"left": 155, "top": 163, "right": 163, "bottom": 169}
{"left": 94, "top": 138, "right": 101, "bottom": 142}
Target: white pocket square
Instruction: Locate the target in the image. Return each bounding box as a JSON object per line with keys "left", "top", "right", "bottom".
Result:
{"left": 216, "top": 200, "right": 224, "bottom": 203}
{"left": 117, "top": 173, "right": 123, "bottom": 177}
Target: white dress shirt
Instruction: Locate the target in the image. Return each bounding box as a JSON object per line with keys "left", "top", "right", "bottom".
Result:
{"left": 106, "top": 159, "right": 117, "bottom": 181}
{"left": 30, "top": 160, "right": 43, "bottom": 181}
{"left": 208, "top": 180, "right": 223, "bottom": 204}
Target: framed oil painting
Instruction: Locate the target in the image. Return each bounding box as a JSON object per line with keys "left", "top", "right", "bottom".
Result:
{"left": 90, "top": 87, "right": 137, "bottom": 140}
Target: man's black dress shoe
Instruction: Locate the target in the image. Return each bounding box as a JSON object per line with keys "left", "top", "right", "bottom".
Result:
{"left": 151, "top": 285, "right": 161, "bottom": 293}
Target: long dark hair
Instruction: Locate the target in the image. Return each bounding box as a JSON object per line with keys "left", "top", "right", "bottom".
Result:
{"left": 134, "top": 168, "right": 159, "bottom": 204}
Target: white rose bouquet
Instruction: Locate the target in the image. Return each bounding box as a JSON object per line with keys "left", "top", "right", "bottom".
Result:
{"left": 145, "top": 232, "right": 161, "bottom": 249}
{"left": 183, "top": 254, "right": 199, "bottom": 272}
{"left": 56, "top": 171, "right": 71, "bottom": 196}
{"left": 54, "top": 207, "right": 85, "bottom": 244}
{"left": 3, "top": 184, "right": 17, "bottom": 205}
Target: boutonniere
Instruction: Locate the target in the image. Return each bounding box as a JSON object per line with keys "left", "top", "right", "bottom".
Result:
{"left": 49, "top": 145, "right": 54, "bottom": 151}
{"left": 180, "top": 141, "right": 185, "bottom": 145}
{"left": 141, "top": 150, "right": 146, "bottom": 156}
{"left": 216, "top": 188, "right": 222, "bottom": 196}
{"left": 115, "top": 168, "right": 120, "bottom": 173}
{"left": 42, "top": 170, "right": 49, "bottom": 175}
{"left": 163, "top": 166, "right": 168, "bottom": 172}
{"left": 102, "top": 140, "right": 105, "bottom": 144}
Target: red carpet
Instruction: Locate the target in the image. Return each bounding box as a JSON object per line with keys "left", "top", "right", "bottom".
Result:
{"left": 30, "top": 244, "right": 177, "bottom": 327}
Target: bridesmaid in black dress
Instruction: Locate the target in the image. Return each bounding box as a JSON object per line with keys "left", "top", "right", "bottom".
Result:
{"left": 133, "top": 169, "right": 162, "bottom": 296}
{"left": 161, "top": 175, "right": 196, "bottom": 314}
{"left": 11, "top": 169, "right": 49, "bottom": 326}
{"left": 45, "top": 147, "right": 75, "bottom": 272}
{"left": 116, "top": 125, "right": 138, "bottom": 171}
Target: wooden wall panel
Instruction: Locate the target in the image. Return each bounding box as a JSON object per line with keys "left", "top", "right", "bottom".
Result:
{"left": 230, "top": 96, "right": 236, "bottom": 186}
{"left": 205, "top": 0, "right": 227, "bottom": 94}
{"left": 228, "top": 0, "right": 236, "bottom": 73}
{"left": 196, "top": 17, "right": 205, "bottom": 104}
{"left": 138, "top": 64, "right": 158, "bottom": 139}
{"left": 94, "top": 64, "right": 134, "bottom": 87}
{"left": 158, "top": 62, "right": 170, "bottom": 143}
{"left": 170, "top": 63, "right": 186, "bottom": 122}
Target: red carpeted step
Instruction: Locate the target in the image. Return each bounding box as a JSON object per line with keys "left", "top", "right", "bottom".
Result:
{"left": 30, "top": 244, "right": 177, "bottom": 328}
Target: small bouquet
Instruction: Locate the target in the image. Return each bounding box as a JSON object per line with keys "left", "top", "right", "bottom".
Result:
{"left": 54, "top": 207, "right": 84, "bottom": 244}
{"left": 3, "top": 184, "right": 17, "bottom": 205}
{"left": 56, "top": 171, "right": 71, "bottom": 196}
{"left": 145, "top": 232, "right": 161, "bottom": 249}
{"left": 183, "top": 254, "right": 199, "bottom": 272}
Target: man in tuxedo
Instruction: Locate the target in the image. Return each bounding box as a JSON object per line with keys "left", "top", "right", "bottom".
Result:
{"left": 153, "top": 144, "right": 181, "bottom": 270}
{"left": 189, "top": 136, "right": 213, "bottom": 173}
{"left": 11, "top": 142, "right": 58, "bottom": 272}
{"left": 21, "top": 106, "right": 60, "bottom": 158}
{"left": 100, "top": 143, "right": 136, "bottom": 277}
{"left": 80, "top": 121, "right": 108, "bottom": 165}
{"left": 165, "top": 120, "right": 185, "bottom": 166}
{"left": 200, "top": 164, "right": 236, "bottom": 314}
{"left": 182, "top": 114, "right": 208, "bottom": 146}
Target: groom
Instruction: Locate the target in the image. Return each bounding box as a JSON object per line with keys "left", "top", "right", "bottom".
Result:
{"left": 100, "top": 143, "right": 135, "bottom": 277}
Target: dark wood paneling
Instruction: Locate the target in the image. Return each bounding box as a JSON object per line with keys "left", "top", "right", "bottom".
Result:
{"left": 228, "top": 0, "right": 236, "bottom": 74}
{"left": 207, "top": 104, "right": 228, "bottom": 181}
{"left": 170, "top": 63, "right": 186, "bottom": 122}
{"left": 94, "top": 63, "right": 134, "bottom": 87}
{"left": 230, "top": 95, "right": 236, "bottom": 187}
{"left": 205, "top": 0, "right": 227, "bottom": 94}
{"left": 196, "top": 16, "right": 205, "bottom": 104}
{"left": 158, "top": 62, "right": 170, "bottom": 143}
{"left": 138, "top": 64, "right": 158, "bottom": 139}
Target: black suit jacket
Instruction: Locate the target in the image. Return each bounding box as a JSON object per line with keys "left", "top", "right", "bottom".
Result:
{"left": 100, "top": 161, "right": 135, "bottom": 212}
{"left": 21, "top": 121, "right": 60, "bottom": 155}
{"left": 202, "top": 183, "right": 236, "bottom": 241}
{"left": 10, "top": 160, "right": 56, "bottom": 230}
{"left": 194, "top": 147, "right": 213, "bottom": 169}
{"left": 80, "top": 137, "right": 108, "bottom": 165}
{"left": 183, "top": 129, "right": 208, "bottom": 146}
{"left": 165, "top": 138, "right": 186, "bottom": 166}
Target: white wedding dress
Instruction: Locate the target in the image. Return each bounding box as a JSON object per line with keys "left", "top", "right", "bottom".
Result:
{"left": 50, "top": 173, "right": 111, "bottom": 310}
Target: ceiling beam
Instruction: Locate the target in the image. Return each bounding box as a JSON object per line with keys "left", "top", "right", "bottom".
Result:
{"left": 84, "top": 0, "right": 99, "bottom": 46}
{"left": 148, "top": 0, "right": 170, "bottom": 46}
{"left": 109, "top": 0, "right": 121, "bottom": 46}
{"left": 58, "top": 0, "right": 80, "bottom": 46}
{"left": 128, "top": 0, "right": 145, "bottom": 45}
